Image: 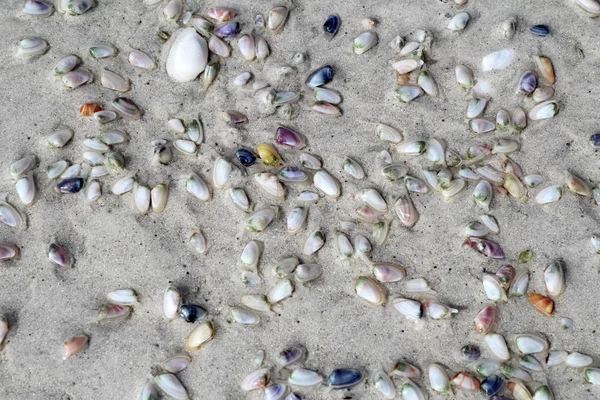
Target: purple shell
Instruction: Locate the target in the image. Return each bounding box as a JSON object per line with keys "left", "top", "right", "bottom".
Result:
{"left": 518, "top": 71, "right": 537, "bottom": 94}
{"left": 464, "top": 237, "right": 505, "bottom": 259}
{"left": 213, "top": 21, "right": 240, "bottom": 38}
{"left": 276, "top": 126, "right": 304, "bottom": 148}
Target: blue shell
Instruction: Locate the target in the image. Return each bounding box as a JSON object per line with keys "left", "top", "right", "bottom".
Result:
{"left": 460, "top": 344, "right": 481, "bottom": 361}
{"left": 482, "top": 375, "right": 504, "bottom": 396}
{"left": 590, "top": 133, "right": 600, "bottom": 149}
{"left": 178, "top": 305, "right": 208, "bottom": 323}
{"left": 285, "top": 393, "right": 302, "bottom": 400}
{"left": 214, "top": 21, "right": 240, "bottom": 38}
{"left": 519, "top": 71, "right": 537, "bottom": 94}
{"left": 56, "top": 177, "right": 84, "bottom": 193}
{"left": 489, "top": 397, "right": 511, "bottom": 400}
{"left": 305, "top": 65, "right": 334, "bottom": 88}
{"left": 236, "top": 148, "right": 257, "bottom": 167}
{"left": 323, "top": 14, "right": 340, "bottom": 37}
{"left": 529, "top": 24, "right": 550, "bottom": 36}
{"left": 328, "top": 368, "right": 363, "bottom": 389}
{"left": 279, "top": 167, "right": 308, "bottom": 182}
{"left": 264, "top": 384, "right": 287, "bottom": 400}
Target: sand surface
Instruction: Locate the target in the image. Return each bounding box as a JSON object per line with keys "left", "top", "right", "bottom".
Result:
{"left": 1, "top": 0, "right": 600, "bottom": 399}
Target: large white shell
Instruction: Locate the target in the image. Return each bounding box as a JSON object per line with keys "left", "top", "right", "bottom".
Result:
{"left": 167, "top": 28, "right": 208, "bottom": 82}
{"left": 428, "top": 364, "right": 450, "bottom": 393}
{"left": 485, "top": 333, "right": 510, "bottom": 360}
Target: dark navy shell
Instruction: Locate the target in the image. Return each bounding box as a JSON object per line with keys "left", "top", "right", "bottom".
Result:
{"left": 323, "top": 14, "right": 340, "bottom": 37}
{"left": 529, "top": 24, "right": 550, "bottom": 36}
{"left": 482, "top": 375, "right": 504, "bottom": 396}
{"left": 305, "top": 65, "right": 334, "bottom": 88}
{"left": 590, "top": 133, "right": 600, "bottom": 149}
{"left": 328, "top": 368, "right": 363, "bottom": 389}
{"left": 179, "top": 304, "right": 208, "bottom": 323}
{"left": 236, "top": 148, "right": 257, "bottom": 167}
{"left": 56, "top": 177, "right": 84, "bottom": 193}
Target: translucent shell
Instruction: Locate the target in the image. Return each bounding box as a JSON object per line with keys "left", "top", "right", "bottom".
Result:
{"left": 62, "top": 335, "right": 88, "bottom": 360}
{"left": 394, "top": 195, "right": 419, "bottom": 228}
{"left": 355, "top": 276, "right": 384, "bottom": 305}
{"left": 474, "top": 304, "right": 496, "bottom": 334}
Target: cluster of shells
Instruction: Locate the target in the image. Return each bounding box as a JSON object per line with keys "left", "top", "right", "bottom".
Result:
{"left": 4, "top": 0, "right": 600, "bottom": 399}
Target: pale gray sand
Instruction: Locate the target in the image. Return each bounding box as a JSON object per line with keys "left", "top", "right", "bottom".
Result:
{"left": 1, "top": 0, "right": 600, "bottom": 399}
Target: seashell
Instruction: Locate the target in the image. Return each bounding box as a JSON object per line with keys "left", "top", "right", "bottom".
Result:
{"left": 404, "top": 278, "right": 430, "bottom": 293}
{"left": 546, "top": 350, "right": 568, "bottom": 367}
{"left": 255, "top": 172, "right": 285, "bottom": 199}
{"left": 234, "top": 149, "right": 257, "bottom": 168}
{"left": 211, "top": 157, "right": 232, "bottom": 189}
{"left": 287, "top": 207, "right": 308, "bottom": 235}
{"left": 502, "top": 157, "right": 523, "bottom": 178}
{"left": 264, "top": 384, "right": 288, "bottom": 400}
{"left": 276, "top": 126, "right": 305, "bottom": 148}
{"left": 273, "top": 91, "right": 300, "bottom": 106}
{"left": 485, "top": 333, "right": 510, "bottom": 360}
{"left": 15, "top": 174, "right": 36, "bottom": 206}
{"left": 529, "top": 24, "right": 550, "bottom": 36}
{"left": 303, "top": 230, "right": 325, "bottom": 255}
{"left": 535, "top": 184, "right": 562, "bottom": 204}
{"left": 179, "top": 304, "right": 208, "bottom": 323}
{"left": 532, "top": 87, "right": 555, "bottom": 104}
{"left": 61, "top": 164, "right": 81, "bottom": 179}
{"left": 507, "top": 269, "right": 530, "bottom": 298}
{"left": 397, "top": 140, "right": 426, "bottom": 155}
{"left": 355, "top": 276, "right": 384, "bottom": 305}
{"left": 185, "top": 320, "right": 214, "bottom": 350}
{"left": 240, "top": 240, "right": 261, "bottom": 270}
{"left": 167, "top": 28, "right": 208, "bottom": 82}
{"left": 111, "top": 97, "right": 140, "bottom": 119}
{"left": 65, "top": 0, "right": 95, "bottom": 16}
{"left": 54, "top": 55, "right": 79, "bottom": 75}
{"left": 566, "top": 172, "right": 592, "bottom": 197}
{"left": 163, "top": 0, "right": 182, "bottom": 21}
{"left": 267, "top": 279, "right": 294, "bottom": 304}
{"left": 311, "top": 101, "right": 341, "bottom": 117}
{"left": 97, "top": 303, "right": 131, "bottom": 322}
{"left": 328, "top": 368, "right": 363, "bottom": 389}
{"left": 241, "top": 295, "right": 270, "bottom": 313}
{"left": 507, "top": 380, "right": 532, "bottom": 400}
{"left": 481, "top": 375, "right": 504, "bottom": 396}
{"left": 529, "top": 100, "right": 559, "bottom": 121}
{"left": 393, "top": 362, "right": 421, "bottom": 379}
{"left": 288, "top": 369, "right": 322, "bottom": 387}
{"left": 274, "top": 257, "right": 299, "bottom": 278}
{"left": 268, "top": 6, "right": 288, "bottom": 33}
{"left": 0, "top": 200, "right": 24, "bottom": 229}
{"left": 428, "top": 364, "right": 450, "bottom": 393}
{"left": 464, "top": 237, "right": 504, "bottom": 259}
{"left": 394, "top": 195, "right": 418, "bottom": 228}
{"left": 90, "top": 165, "right": 108, "bottom": 178}
{"left": 372, "top": 370, "right": 395, "bottom": 399}
{"left": 256, "top": 143, "right": 281, "bottom": 166}
{"left": 441, "top": 178, "right": 466, "bottom": 198}
{"left": 189, "top": 231, "right": 207, "bottom": 255}
{"left": 392, "top": 298, "right": 422, "bottom": 320}
{"left": 163, "top": 286, "right": 182, "bottom": 319}
{"left": 208, "top": 7, "right": 236, "bottom": 21}
{"left": 417, "top": 71, "right": 438, "bottom": 96}
{"left": 533, "top": 55, "right": 555, "bottom": 85}
{"left": 323, "top": 14, "right": 340, "bottom": 38}
{"left": 461, "top": 344, "right": 481, "bottom": 361}
{"left": 228, "top": 187, "right": 250, "bottom": 211}
{"left": 466, "top": 98, "right": 487, "bottom": 119}
{"left": 400, "top": 41, "right": 420, "bottom": 56}
{"left": 55, "top": 177, "right": 83, "bottom": 194}
{"left": 88, "top": 44, "right": 117, "bottom": 59}
{"left": 305, "top": 65, "right": 333, "bottom": 88}
{"left": 502, "top": 365, "right": 533, "bottom": 383}
{"left": 469, "top": 118, "right": 496, "bottom": 134}
{"left": 241, "top": 368, "right": 270, "bottom": 392}
{"left": 233, "top": 71, "right": 252, "bottom": 86}
{"left": 313, "top": 169, "right": 340, "bottom": 197}
{"left": 566, "top": 352, "right": 593, "bottom": 368}
{"left": 237, "top": 34, "right": 255, "bottom": 61}
{"left": 342, "top": 157, "right": 365, "bottom": 179}
{"left": 575, "top": 0, "right": 600, "bottom": 16}
{"left": 93, "top": 111, "right": 117, "bottom": 124}
{"left": 456, "top": 64, "right": 474, "bottom": 88}
{"left": 111, "top": 176, "right": 135, "bottom": 195}
{"left": 533, "top": 385, "right": 554, "bottom": 400}
{"left": 466, "top": 143, "right": 492, "bottom": 163}
{"left": 480, "top": 215, "right": 499, "bottom": 234}
{"left": 373, "top": 263, "right": 406, "bottom": 283}
{"left": 448, "top": 12, "right": 470, "bottom": 31}
{"left": 373, "top": 221, "right": 390, "bottom": 245}
{"left": 161, "top": 353, "right": 191, "bottom": 374}
{"left": 314, "top": 88, "right": 341, "bottom": 104}
{"left": 133, "top": 184, "right": 150, "bottom": 214}
{"left": 100, "top": 70, "right": 129, "bottom": 92}
{"left": 404, "top": 176, "right": 428, "bottom": 194}
{"left": 10, "top": 155, "right": 36, "bottom": 180}
{"left": 424, "top": 139, "right": 445, "bottom": 166}
{"left": 23, "top": 0, "right": 54, "bottom": 17}
{"left": 230, "top": 307, "right": 260, "bottom": 325}
{"left": 279, "top": 347, "right": 305, "bottom": 367}
{"left": 483, "top": 274, "right": 507, "bottom": 302}
{"left": 353, "top": 32, "right": 378, "bottom": 54}
{"left": 255, "top": 35, "right": 270, "bottom": 60}
{"left": 450, "top": 372, "right": 480, "bottom": 391}
{"left": 395, "top": 85, "right": 422, "bottom": 103}
{"left": 496, "top": 109, "right": 512, "bottom": 129}
{"left": 62, "top": 68, "right": 93, "bottom": 89}
{"left": 0, "top": 244, "right": 19, "bottom": 262}
{"left": 400, "top": 381, "right": 426, "bottom": 400}
{"left": 585, "top": 368, "right": 600, "bottom": 385}
{"left": 518, "top": 71, "right": 537, "bottom": 94}
{"left": 382, "top": 164, "right": 408, "bottom": 181}
{"left": 79, "top": 103, "right": 102, "bottom": 117}
{"left": 514, "top": 334, "right": 549, "bottom": 354}
{"left": 375, "top": 123, "right": 403, "bottom": 144}
{"left": 474, "top": 360, "right": 501, "bottom": 378}
{"left": 528, "top": 292, "right": 554, "bottom": 316}
{"left": 186, "top": 172, "right": 211, "bottom": 201}
{"left": 519, "top": 355, "right": 544, "bottom": 372}
{"left": 106, "top": 289, "right": 137, "bottom": 306}
{"left": 422, "top": 299, "right": 458, "bottom": 319}
{"left": 474, "top": 304, "right": 497, "bottom": 334}
{"left": 149, "top": 183, "right": 168, "bottom": 213}
{"left": 458, "top": 167, "right": 479, "bottom": 181}
{"left": 472, "top": 180, "right": 493, "bottom": 211}
{"left": 502, "top": 16, "right": 517, "bottom": 38}
{"left": 62, "top": 335, "right": 88, "bottom": 360}
{"left": 154, "top": 374, "right": 188, "bottom": 400}
{"left": 16, "top": 37, "right": 48, "bottom": 58}
{"left": 245, "top": 207, "right": 277, "bottom": 232}
{"left": 128, "top": 50, "right": 155, "bottom": 70}
{"left": 482, "top": 49, "right": 513, "bottom": 71}
{"left": 504, "top": 174, "right": 527, "bottom": 200}
{"left": 544, "top": 259, "right": 565, "bottom": 297}
{"left": 190, "top": 15, "right": 213, "bottom": 36}
{"left": 355, "top": 235, "right": 372, "bottom": 256}
{"left": 392, "top": 59, "right": 421, "bottom": 74}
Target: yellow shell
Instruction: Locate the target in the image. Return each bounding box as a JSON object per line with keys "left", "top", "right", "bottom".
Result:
{"left": 256, "top": 143, "right": 281, "bottom": 166}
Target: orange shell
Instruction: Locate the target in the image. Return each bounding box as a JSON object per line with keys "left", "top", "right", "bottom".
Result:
{"left": 450, "top": 371, "right": 481, "bottom": 391}
{"left": 80, "top": 103, "right": 102, "bottom": 116}
{"left": 528, "top": 292, "right": 554, "bottom": 316}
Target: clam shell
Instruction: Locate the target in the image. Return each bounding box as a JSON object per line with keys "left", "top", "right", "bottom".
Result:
{"left": 128, "top": 50, "right": 155, "bottom": 70}
{"left": 353, "top": 32, "right": 378, "bottom": 54}
{"left": 392, "top": 298, "right": 422, "bottom": 320}
{"left": 342, "top": 157, "right": 365, "bottom": 179}
{"left": 106, "top": 289, "right": 137, "bottom": 306}
{"left": 241, "top": 295, "right": 270, "bottom": 312}
{"left": 230, "top": 307, "right": 260, "bottom": 325}
{"left": 186, "top": 172, "right": 211, "bottom": 201}
{"left": 534, "top": 55, "right": 555, "bottom": 84}
{"left": 287, "top": 207, "right": 308, "bottom": 234}
{"left": 373, "top": 370, "right": 396, "bottom": 399}
{"left": 303, "top": 230, "right": 325, "bottom": 255}
{"left": 295, "top": 264, "right": 322, "bottom": 284}
{"left": 255, "top": 172, "right": 285, "bottom": 199}
{"left": 54, "top": 55, "right": 79, "bottom": 74}
{"left": 448, "top": 12, "right": 470, "bottom": 31}
{"left": 417, "top": 71, "right": 438, "bottom": 96}
{"left": 212, "top": 157, "right": 232, "bottom": 189}
{"left": 514, "top": 334, "right": 549, "bottom": 354}
{"left": 274, "top": 257, "right": 299, "bottom": 278}
{"left": 401, "top": 381, "right": 426, "bottom": 400}
{"left": 163, "top": 286, "right": 182, "bottom": 319}
{"left": 267, "top": 279, "right": 294, "bottom": 303}
{"left": 328, "top": 368, "right": 363, "bottom": 390}
{"left": 154, "top": 374, "right": 188, "bottom": 400}
{"left": 313, "top": 169, "right": 340, "bottom": 197}
{"left": 228, "top": 187, "right": 250, "bottom": 211}
{"left": 16, "top": 174, "right": 36, "bottom": 206}
{"left": 544, "top": 259, "right": 565, "bottom": 297}
{"left": 133, "top": 184, "right": 150, "bottom": 214}
{"left": 23, "top": 0, "right": 54, "bottom": 17}
{"left": 450, "top": 372, "right": 480, "bottom": 391}
{"left": 373, "top": 263, "right": 406, "bottom": 283}
{"left": 467, "top": 98, "right": 487, "bottom": 119}
{"left": 482, "top": 49, "right": 513, "bottom": 71}
{"left": 189, "top": 231, "right": 207, "bottom": 254}
{"left": 238, "top": 34, "right": 255, "bottom": 61}
{"left": 566, "top": 352, "right": 593, "bottom": 368}
{"left": 288, "top": 369, "right": 322, "bottom": 387}
{"left": 245, "top": 207, "right": 277, "bottom": 232}
{"left": 0, "top": 244, "right": 19, "bottom": 261}
{"left": 575, "top": 0, "right": 600, "bottom": 15}
{"left": 456, "top": 64, "right": 474, "bottom": 87}
{"left": 395, "top": 85, "right": 422, "bottom": 103}
{"left": 377, "top": 123, "right": 403, "bottom": 143}
{"left": 185, "top": 320, "right": 214, "bottom": 350}
{"left": 151, "top": 183, "right": 168, "bottom": 213}
{"left": 16, "top": 37, "right": 49, "bottom": 57}
{"left": 101, "top": 70, "right": 129, "bottom": 92}
{"left": 62, "top": 69, "right": 93, "bottom": 88}
{"left": 354, "top": 235, "right": 372, "bottom": 255}
{"left": 62, "top": 335, "right": 88, "bottom": 360}
{"left": 240, "top": 240, "right": 261, "bottom": 270}
{"left": 0, "top": 200, "right": 24, "bottom": 229}
{"left": 535, "top": 184, "right": 562, "bottom": 204}
{"left": 89, "top": 44, "right": 117, "bottom": 59}
{"left": 267, "top": 6, "right": 288, "bottom": 33}
{"left": 474, "top": 304, "right": 496, "bottom": 334}
{"left": 485, "top": 333, "right": 510, "bottom": 360}
{"left": 167, "top": 28, "right": 208, "bottom": 82}
{"left": 111, "top": 176, "right": 135, "bottom": 195}
{"left": 422, "top": 299, "right": 458, "bottom": 320}
{"left": 392, "top": 59, "right": 421, "bottom": 74}
{"left": 163, "top": 0, "right": 182, "bottom": 20}
{"left": 161, "top": 353, "right": 191, "bottom": 374}
{"left": 314, "top": 88, "right": 341, "bottom": 104}
{"left": 355, "top": 276, "right": 384, "bottom": 305}
{"left": 394, "top": 194, "right": 418, "bottom": 228}
{"left": 529, "top": 100, "right": 559, "bottom": 120}
{"left": 93, "top": 110, "right": 117, "bottom": 124}
{"left": 482, "top": 274, "right": 507, "bottom": 302}
{"left": 546, "top": 350, "right": 568, "bottom": 367}
{"left": 429, "top": 364, "right": 450, "bottom": 393}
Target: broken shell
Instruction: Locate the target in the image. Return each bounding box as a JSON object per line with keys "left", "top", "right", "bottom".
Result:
{"left": 245, "top": 207, "right": 277, "bottom": 232}
{"left": 392, "top": 298, "right": 422, "bottom": 320}
{"left": 267, "top": 6, "right": 288, "bottom": 33}
{"left": 448, "top": 12, "right": 470, "bottom": 31}
{"left": 474, "top": 304, "right": 497, "bottom": 334}
{"left": 186, "top": 172, "right": 211, "bottom": 201}
{"left": 355, "top": 276, "right": 384, "bottom": 305}
{"left": 394, "top": 195, "right": 418, "bottom": 228}
{"left": 485, "top": 333, "right": 510, "bottom": 360}
{"left": 189, "top": 231, "right": 207, "bottom": 255}
{"left": 535, "top": 184, "right": 562, "bottom": 204}
{"left": 456, "top": 64, "right": 474, "bottom": 88}
{"left": 128, "top": 50, "right": 155, "bottom": 70}
{"left": 534, "top": 55, "right": 555, "bottom": 84}
{"left": 185, "top": 321, "right": 214, "bottom": 350}
{"left": 353, "top": 32, "right": 378, "bottom": 54}
{"left": 167, "top": 28, "right": 208, "bottom": 82}
{"left": 267, "top": 279, "right": 294, "bottom": 304}
{"left": 422, "top": 299, "right": 458, "bottom": 319}
{"left": 163, "top": 286, "right": 182, "bottom": 320}
{"left": 544, "top": 259, "right": 566, "bottom": 297}
{"left": 106, "top": 289, "right": 137, "bottom": 306}
{"left": 469, "top": 119, "right": 496, "bottom": 134}
{"left": 528, "top": 292, "right": 554, "bottom": 316}
{"left": 154, "top": 374, "right": 188, "bottom": 400}
{"left": 62, "top": 335, "right": 88, "bottom": 360}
